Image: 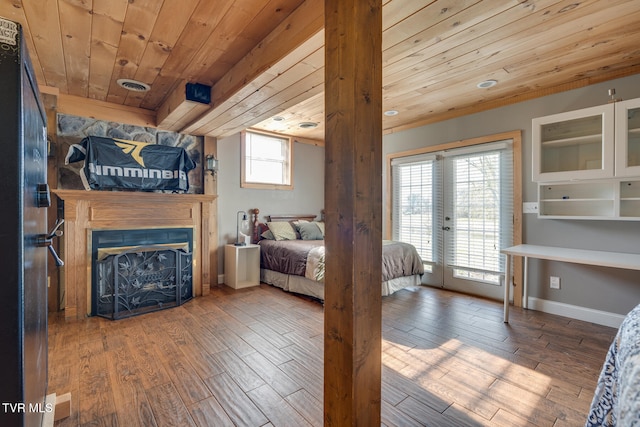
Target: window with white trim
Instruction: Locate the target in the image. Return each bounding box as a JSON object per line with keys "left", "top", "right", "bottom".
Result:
{"left": 241, "top": 130, "right": 293, "bottom": 190}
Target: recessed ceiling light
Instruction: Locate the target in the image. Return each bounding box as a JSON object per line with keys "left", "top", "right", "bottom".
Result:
{"left": 298, "top": 122, "right": 318, "bottom": 129}
{"left": 272, "top": 116, "right": 285, "bottom": 121}
{"left": 117, "top": 79, "right": 151, "bottom": 92}
{"left": 476, "top": 79, "right": 497, "bottom": 89}
{"left": 384, "top": 110, "right": 399, "bottom": 116}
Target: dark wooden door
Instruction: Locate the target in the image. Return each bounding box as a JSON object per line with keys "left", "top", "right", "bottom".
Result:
{"left": 22, "top": 53, "right": 49, "bottom": 427}
{"left": 0, "top": 18, "right": 49, "bottom": 427}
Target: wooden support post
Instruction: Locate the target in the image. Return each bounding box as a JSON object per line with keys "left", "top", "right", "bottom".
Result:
{"left": 204, "top": 136, "right": 219, "bottom": 292}
{"left": 323, "top": 0, "right": 383, "bottom": 425}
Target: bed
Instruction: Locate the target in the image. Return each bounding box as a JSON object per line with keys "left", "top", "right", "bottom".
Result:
{"left": 250, "top": 209, "right": 424, "bottom": 301}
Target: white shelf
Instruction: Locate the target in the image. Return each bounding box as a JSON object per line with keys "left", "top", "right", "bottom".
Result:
{"left": 538, "top": 179, "right": 640, "bottom": 220}
{"left": 540, "top": 133, "right": 601, "bottom": 147}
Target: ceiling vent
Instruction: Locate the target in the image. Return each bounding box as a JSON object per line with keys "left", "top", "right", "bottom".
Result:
{"left": 298, "top": 122, "right": 318, "bottom": 129}
{"left": 117, "top": 79, "right": 151, "bottom": 92}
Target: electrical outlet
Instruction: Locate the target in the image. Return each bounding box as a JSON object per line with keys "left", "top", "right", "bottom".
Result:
{"left": 550, "top": 276, "right": 560, "bottom": 289}
{"left": 523, "top": 202, "right": 539, "bottom": 214}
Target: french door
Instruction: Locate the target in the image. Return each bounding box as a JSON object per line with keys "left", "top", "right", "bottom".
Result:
{"left": 392, "top": 140, "right": 513, "bottom": 300}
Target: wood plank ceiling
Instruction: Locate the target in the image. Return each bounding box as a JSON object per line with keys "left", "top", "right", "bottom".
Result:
{"left": 2, "top": 0, "right": 640, "bottom": 143}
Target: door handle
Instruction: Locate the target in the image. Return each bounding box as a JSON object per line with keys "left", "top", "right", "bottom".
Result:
{"left": 37, "top": 218, "right": 65, "bottom": 267}
{"left": 442, "top": 226, "right": 451, "bottom": 231}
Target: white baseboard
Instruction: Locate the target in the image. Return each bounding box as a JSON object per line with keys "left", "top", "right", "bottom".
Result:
{"left": 218, "top": 274, "right": 225, "bottom": 285}
{"left": 527, "top": 297, "right": 625, "bottom": 328}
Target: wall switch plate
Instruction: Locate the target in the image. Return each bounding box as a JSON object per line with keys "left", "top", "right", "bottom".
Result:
{"left": 523, "top": 202, "right": 539, "bottom": 214}
{"left": 550, "top": 276, "right": 560, "bottom": 289}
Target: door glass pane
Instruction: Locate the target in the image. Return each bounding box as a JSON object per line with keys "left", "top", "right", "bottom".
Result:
{"left": 627, "top": 107, "right": 640, "bottom": 168}
{"left": 392, "top": 161, "right": 434, "bottom": 272}
{"left": 451, "top": 152, "right": 502, "bottom": 284}
{"left": 541, "top": 115, "right": 603, "bottom": 173}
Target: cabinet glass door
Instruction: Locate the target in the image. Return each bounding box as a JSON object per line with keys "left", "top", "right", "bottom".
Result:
{"left": 532, "top": 104, "right": 614, "bottom": 181}
{"left": 615, "top": 99, "right": 640, "bottom": 177}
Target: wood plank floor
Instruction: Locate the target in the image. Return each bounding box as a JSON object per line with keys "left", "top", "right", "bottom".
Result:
{"left": 49, "top": 284, "right": 617, "bottom": 426}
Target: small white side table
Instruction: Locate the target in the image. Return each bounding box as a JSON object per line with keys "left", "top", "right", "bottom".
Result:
{"left": 224, "top": 244, "right": 260, "bottom": 289}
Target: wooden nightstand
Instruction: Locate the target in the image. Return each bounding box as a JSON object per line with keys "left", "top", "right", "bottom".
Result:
{"left": 224, "top": 244, "right": 260, "bottom": 289}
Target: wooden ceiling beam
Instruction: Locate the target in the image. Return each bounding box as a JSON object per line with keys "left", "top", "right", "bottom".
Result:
{"left": 156, "top": 0, "right": 323, "bottom": 136}
{"left": 156, "top": 80, "right": 212, "bottom": 130}
{"left": 193, "top": 45, "right": 325, "bottom": 138}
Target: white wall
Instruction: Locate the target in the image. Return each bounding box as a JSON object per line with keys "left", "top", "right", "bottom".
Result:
{"left": 383, "top": 74, "right": 640, "bottom": 321}
{"left": 216, "top": 133, "right": 325, "bottom": 275}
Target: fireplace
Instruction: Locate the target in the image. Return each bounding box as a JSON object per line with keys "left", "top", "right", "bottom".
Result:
{"left": 91, "top": 228, "right": 193, "bottom": 319}
{"left": 51, "top": 190, "right": 215, "bottom": 320}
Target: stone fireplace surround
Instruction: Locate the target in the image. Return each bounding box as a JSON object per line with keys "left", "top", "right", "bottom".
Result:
{"left": 52, "top": 189, "right": 215, "bottom": 320}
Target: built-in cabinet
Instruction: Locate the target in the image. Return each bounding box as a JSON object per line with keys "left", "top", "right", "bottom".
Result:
{"left": 532, "top": 104, "right": 614, "bottom": 182}
{"left": 615, "top": 98, "right": 640, "bottom": 177}
{"left": 533, "top": 97, "right": 640, "bottom": 220}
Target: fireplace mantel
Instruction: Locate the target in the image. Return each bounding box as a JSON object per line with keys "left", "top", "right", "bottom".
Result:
{"left": 52, "top": 189, "right": 216, "bottom": 320}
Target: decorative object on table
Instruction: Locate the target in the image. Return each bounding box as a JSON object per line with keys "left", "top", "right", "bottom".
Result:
{"left": 235, "top": 210, "right": 250, "bottom": 246}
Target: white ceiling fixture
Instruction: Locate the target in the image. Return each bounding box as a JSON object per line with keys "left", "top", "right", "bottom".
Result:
{"left": 476, "top": 79, "right": 498, "bottom": 89}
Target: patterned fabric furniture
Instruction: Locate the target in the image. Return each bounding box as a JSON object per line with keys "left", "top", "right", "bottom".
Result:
{"left": 586, "top": 304, "right": 640, "bottom": 426}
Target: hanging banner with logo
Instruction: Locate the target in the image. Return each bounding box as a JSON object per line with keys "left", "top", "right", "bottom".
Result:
{"left": 65, "top": 136, "right": 196, "bottom": 191}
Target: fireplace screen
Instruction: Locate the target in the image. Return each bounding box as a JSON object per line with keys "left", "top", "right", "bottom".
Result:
{"left": 95, "top": 244, "right": 192, "bottom": 319}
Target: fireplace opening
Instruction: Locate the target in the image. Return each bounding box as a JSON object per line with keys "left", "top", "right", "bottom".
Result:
{"left": 91, "top": 228, "right": 193, "bottom": 319}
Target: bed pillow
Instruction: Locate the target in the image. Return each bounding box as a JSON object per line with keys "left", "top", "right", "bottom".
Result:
{"left": 257, "top": 222, "right": 271, "bottom": 240}
{"left": 298, "top": 221, "right": 323, "bottom": 240}
{"left": 261, "top": 229, "right": 275, "bottom": 240}
{"left": 267, "top": 221, "right": 297, "bottom": 241}
{"left": 314, "top": 221, "right": 325, "bottom": 237}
